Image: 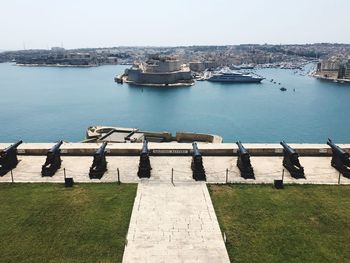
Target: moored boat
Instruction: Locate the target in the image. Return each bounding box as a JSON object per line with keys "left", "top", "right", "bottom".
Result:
{"left": 207, "top": 71, "right": 263, "bottom": 83}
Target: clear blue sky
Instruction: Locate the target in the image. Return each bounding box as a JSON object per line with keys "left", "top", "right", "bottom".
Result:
{"left": 0, "top": 0, "right": 349, "bottom": 50}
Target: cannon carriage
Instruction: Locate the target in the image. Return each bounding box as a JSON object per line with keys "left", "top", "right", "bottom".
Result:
{"left": 236, "top": 141, "right": 254, "bottom": 179}
{"left": 41, "top": 141, "right": 63, "bottom": 177}
{"left": 327, "top": 139, "right": 350, "bottom": 177}
{"left": 89, "top": 142, "right": 108, "bottom": 179}
{"left": 137, "top": 140, "right": 152, "bottom": 178}
{"left": 0, "top": 141, "right": 23, "bottom": 176}
{"left": 191, "top": 142, "right": 206, "bottom": 181}
{"left": 280, "top": 141, "right": 305, "bottom": 178}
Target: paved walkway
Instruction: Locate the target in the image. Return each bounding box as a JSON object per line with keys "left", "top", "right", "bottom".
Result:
{"left": 1, "top": 156, "right": 349, "bottom": 185}
{"left": 122, "top": 181, "right": 230, "bottom": 263}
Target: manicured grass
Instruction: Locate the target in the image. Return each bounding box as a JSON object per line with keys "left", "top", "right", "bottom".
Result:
{"left": 209, "top": 184, "right": 350, "bottom": 263}
{"left": 0, "top": 183, "right": 137, "bottom": 263}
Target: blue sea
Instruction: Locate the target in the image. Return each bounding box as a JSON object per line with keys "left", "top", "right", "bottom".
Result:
{"left": 0, "top": 62, "right": 349, "bottom": 143}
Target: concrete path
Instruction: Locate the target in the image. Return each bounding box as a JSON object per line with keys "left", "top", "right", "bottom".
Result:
{"left": 122, "top": 181, "right": 230, "bottom": 263}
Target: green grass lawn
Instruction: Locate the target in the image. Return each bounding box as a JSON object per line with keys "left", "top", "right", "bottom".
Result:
{"left": 209, "top": 184, "right": 350, "bottom": 263}
{"left": 0, "top": 183, "right": 137, "bottom": 263}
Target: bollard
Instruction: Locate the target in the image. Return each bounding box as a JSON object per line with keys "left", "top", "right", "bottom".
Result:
{"left": 338, "top": 172, "right": 341, "bottom": 185}
{"left": 274, "top": 169, "right": 285, "bottom": 189}
{"left": 226, "top": 169, "right": 228, "bottom": 184}
{"left": 63, "top": 168, "right": 74, "bottom": 187}
{"left": 11, "top": 169, "right": 14, "bottom": 183}
{"left": 117, "top": 168, "right": 121, "bottom": 185}
{"left": 171, "top": 168, "right": 174, "bottom": 186}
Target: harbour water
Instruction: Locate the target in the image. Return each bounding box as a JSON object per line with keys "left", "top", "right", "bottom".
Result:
{"left": 0, "top": 62, "right": 349, "bottom": 143}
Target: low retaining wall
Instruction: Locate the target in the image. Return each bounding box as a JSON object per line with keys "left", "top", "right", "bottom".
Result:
{"left": 0, "top": 143, "right": 349, "bottom": 156}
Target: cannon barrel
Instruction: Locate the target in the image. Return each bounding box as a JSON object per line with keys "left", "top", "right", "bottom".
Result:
{"left": 280, "top": 141, "right": 304, "bottom": 178}
{"left": 95, "top": 142, "right": 108, "bottom": 157}
{"left": 327, "top": 138, "right": 347, "bottom": 156}
{"left": 2, "top": 140, "right": 23, "bottom": 154}
{"left": 48, "top": 141, "right": 63, "bottom": 154}
{"left": 89, "top": 142, "right": 108, "bottom": 179}
{"left": 192, "top": 142, "right": 201, "bottom": 157}
{"left": 140, "top": 140, "right": 149, "bottom": 156}
{"left": 236, "top": 141, "right": 255, "bottom": 179}
{"left": 42, "top": 141, "right": 63, "bottom": 177}
{"left": 236, "top": 141, "right": 248, "bottom": 155}
{"left": 191, "top": 142, "right": 205, "bottom": 181}
{"left": 280, "top": 141, "right": 296, "bottom": 155}
{"left": 0, "top": 140, "right": 22, "bottom": 176}
{"left": 138, "top": 140, "right": 151, "bottom": 178}
{"left": 327, "top": 138, "right": 350, "bottom": 177}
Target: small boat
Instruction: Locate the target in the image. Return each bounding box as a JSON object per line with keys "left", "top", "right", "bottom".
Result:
{"left": 114, "top": 75, "right": 124, "bottom": 84}
{"left": 280, "top": 87, "right": 287, "bottom": 91}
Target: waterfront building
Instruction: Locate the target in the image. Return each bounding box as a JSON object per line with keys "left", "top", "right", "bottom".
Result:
{"left": 125, "top": 55, "right": 193, "bottom": 86}
{"left": 316, "top": 58, "right": 342, "bottom": 79}
{"left": 316, "top": 57, "right": 350, "bottom": 81}
{"left": 343, "top": 59, "right": 350, "bottom": 79}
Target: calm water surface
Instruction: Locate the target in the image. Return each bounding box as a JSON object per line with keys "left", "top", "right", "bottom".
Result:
{"left": 0, "top": 63, "right": 349, "bottom": 143}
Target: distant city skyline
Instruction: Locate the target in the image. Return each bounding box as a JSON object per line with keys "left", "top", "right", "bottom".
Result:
{"left": 0, "top": 0, "right": 349, "bottom": 50}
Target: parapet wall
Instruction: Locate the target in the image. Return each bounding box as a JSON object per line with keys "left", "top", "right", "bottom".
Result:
{"left": 1, "top": 143, "right": 349, "bottom": 156}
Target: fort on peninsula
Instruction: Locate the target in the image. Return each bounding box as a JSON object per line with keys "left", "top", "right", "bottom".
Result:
{"left": 123, "top": 55, "right": 194, "bottom": 86}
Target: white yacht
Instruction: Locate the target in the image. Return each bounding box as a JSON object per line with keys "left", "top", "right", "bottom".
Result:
{"left": 208, "top": 71, "right": 264, "bottom": 83}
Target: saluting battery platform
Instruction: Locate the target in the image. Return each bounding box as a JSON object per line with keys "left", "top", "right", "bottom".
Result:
{"left": 0, "top": 139, "right": 350, "bottom": 184}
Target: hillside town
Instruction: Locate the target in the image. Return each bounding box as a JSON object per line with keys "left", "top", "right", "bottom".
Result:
{"left": 1, "top": 43, "right": 350, "bottom": 69}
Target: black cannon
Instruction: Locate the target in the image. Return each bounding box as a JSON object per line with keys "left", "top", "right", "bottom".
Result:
{"left": 89, "top": 142, "right": 108, "bottom": 179}
{"left": 236, "top": 141, "right": 254, "bottom": 179}
{"left": 41, "top": 141, "right": 63, "bottom": 177}
{"left": 280, "top": 141, "right": 305, "bottom": 178}
{"left": 137, "top": 140, "right": 151, "bottom": 178}
{"left": 327, "top": 138, "right": 350, "bottom": 177}
{"left": 0, "top": 140, "right": 23, "bottom": 176}
{"left": 191, "top": 142, "right": 206, "bottom": 181}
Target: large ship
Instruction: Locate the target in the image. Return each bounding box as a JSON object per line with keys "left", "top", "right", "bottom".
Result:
{"left": 208, "top": 71, "right": 264, "bottom": 83}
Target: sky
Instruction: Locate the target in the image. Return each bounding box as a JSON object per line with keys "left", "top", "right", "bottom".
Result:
{"left": 0, "top": 0, "right": 349, "bottom": 50}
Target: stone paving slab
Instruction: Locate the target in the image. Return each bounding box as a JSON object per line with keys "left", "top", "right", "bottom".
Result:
{"left": 122, "top": 181, "right": 230, "bottom": 263}
{"left": 203, "top": 156, "right": 349, "bottom": 184}
{"left": 0, "top": 156, "right": 349, "bottom": 185}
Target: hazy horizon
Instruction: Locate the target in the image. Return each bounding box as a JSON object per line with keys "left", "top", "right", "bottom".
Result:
{"left": 1, "top": 0, "right": 349, "bottom": 50}
{"left": 2, "top": 43, "right": 350, "bottom": 52}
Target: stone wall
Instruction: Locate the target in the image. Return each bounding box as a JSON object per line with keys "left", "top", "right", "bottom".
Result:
{"left": 1, "top": 143, "right": 349, "bottom": 156}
